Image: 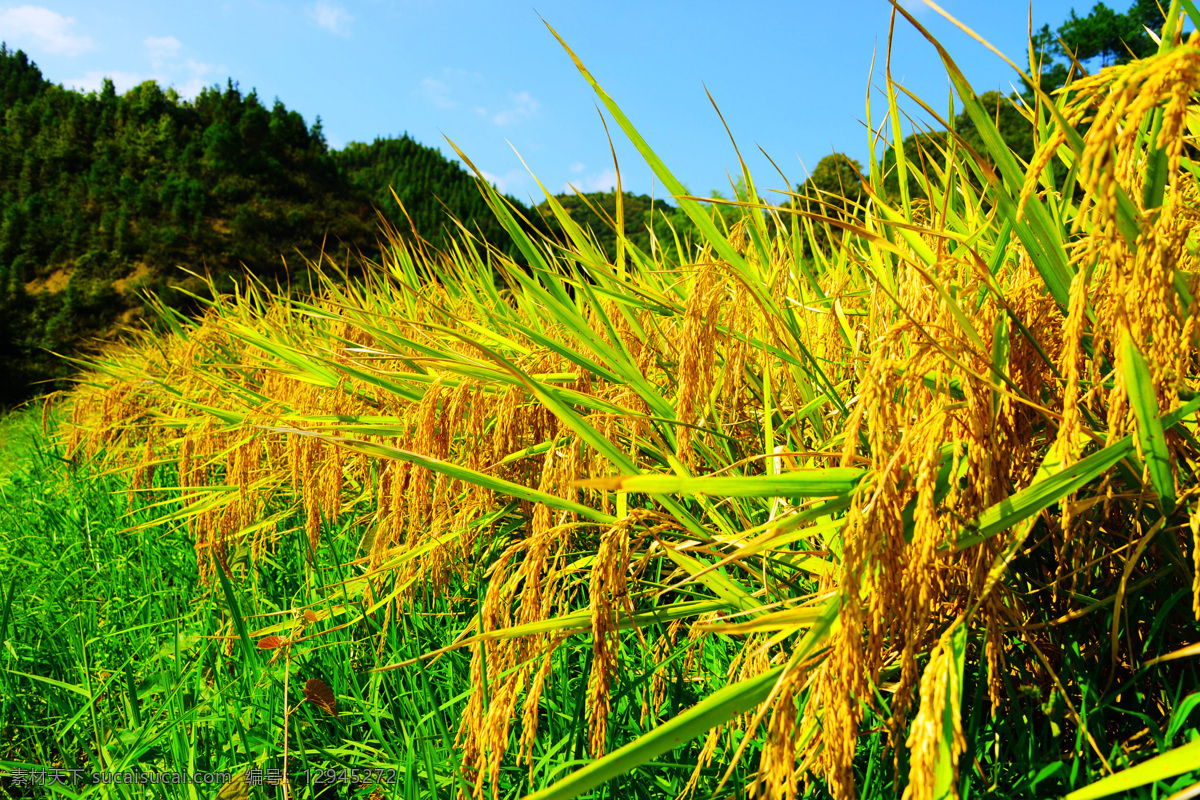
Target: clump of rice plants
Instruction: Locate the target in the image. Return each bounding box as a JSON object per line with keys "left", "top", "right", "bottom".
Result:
{"left": 53, "top": 4, "right": 1200, "bottom": 799}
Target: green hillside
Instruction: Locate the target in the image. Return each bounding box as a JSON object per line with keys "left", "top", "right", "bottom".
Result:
{"left": 532, "top": 189, "right": 691, "bottom": 262}
{"left": 0, "top": 45, "right": 382, "bottom": 403}
{"left": 336, "top": 134, "right": 528, "bottom": 255}
{"left": 0, "top": 46, "right": 556, "bottom": 406}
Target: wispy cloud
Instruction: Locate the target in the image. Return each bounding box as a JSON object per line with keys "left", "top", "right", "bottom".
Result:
{"left": 307, "top": 0, "right": 352, "bottom": 36}
{"left": 421, "top": 77, "right": 456, "bottom": 109}
{"left": 479, "top": 169, "right": 505, "bottom": 192}
{"left": 0, "top": 5, "right": 94, "bottom": 56}
{"left": 566, "top": 167, "right": 619, "bottom": 193}
{"left": 492, "top": 90, "right": 539, "bottom": 126}
{"left": 896, "top": 0, "right": 933, "bottom": 16}
{"left": 479, "top": 168, "right": 529, "bottom": 196}
{"left": 143, "top": 35, "right": 181, "bottom": 65}
{"left": 569, "top": 162, "right": 585, "bottom": 174}
{"left": 65, "top": 38, "right": 215, "bottom": 99}
{"left": 170, "top": 58, "right": 215, "bottom": 97}
{"left": 420, "top": 71, "right": 538, "bottom": 129}
{"left": 420, "top": 68, "right": 486, "bottom": 113}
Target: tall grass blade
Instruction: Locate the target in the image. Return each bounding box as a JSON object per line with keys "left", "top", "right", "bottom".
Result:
{"left": 1120, "top": 332, "right": 1176, "bottom": 514}
{"left": 524, "top": 600, "right": 839, "bottom": 800}
{"left": 1065, "top": 740, "right": 1200, "bottom": 800}
{"left": 215, "top": 563, "right": 256, "bottom": 666}
{"left": 583, "top": 469, "right": 865, "bottom": 498}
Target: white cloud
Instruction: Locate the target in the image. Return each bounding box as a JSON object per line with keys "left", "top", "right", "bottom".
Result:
{"left": 567, "top": 167, "right": 619, "bottom": 193}
{"left": 418, "top": 71, "right": 537, "bottom": 131}
{"left": 65, "top": 69, "right": 145, "bottom": 94}
{"left": 479, "top": 168, "right": 528, "bottom": 195}
{"left": 171, "top": 58, "right": 215, "bottom": 97}
{"left": 0, "top": 5, "right": 94, "bottom": 56}
{"left": 144, "top": 35, "right": 181, "bottom": 65}
{"left": 420, "top": 68, "right": 489, "bottom": 114}
{"left": 65, "top": 49, "right": 214, "bottom": 99}
{"left": 307, "top": 0, "right": 352, "bottom": 36}
{"left": 480, "top": 169, "right": 505, "bottom": 192}
{"left": 569, "top": 162, "right": 585, "bottom": 174}
{"left": 492, "top": 90, "right": 539, "bottom": 126}
{"left": 421, "top": 77, "right": 456, "bottom": 109}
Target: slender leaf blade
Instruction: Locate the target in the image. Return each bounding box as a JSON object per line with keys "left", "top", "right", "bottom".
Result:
{"left": 1121, "top": 332, "right": 1176, "bottom": 514}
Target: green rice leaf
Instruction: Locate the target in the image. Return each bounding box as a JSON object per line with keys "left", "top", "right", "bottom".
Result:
{"left": 584, "top": 469, "right": 865, "bottom": 498}
{"left": 1065, "top": 739, "right": 1200, "bottom": 800}
{"left": 1121, "top": 332, "right": 1176, "bottom": 514}
{"left": 215, "top": 565, "right": 256, "bottom": 667}
{"left": 662, "top": 547, "right": 761, "bottom": 616}
{"left": 955, "top": 396, "right": 1200, "bottom": 550}
{"left": 1182, "top": 0, "right": 1200, "bottom": 30}
{"left": 1142, "top": 110, "right": 1169, "bottom": 211}
{"left": 991, "top": 311, "right": 1010, "bottom": 424}
{"left": 523, "top": 599, "right": 839, "bottom": 800}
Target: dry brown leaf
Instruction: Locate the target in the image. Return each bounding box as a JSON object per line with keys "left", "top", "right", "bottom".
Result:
{"left": 304, "top": 678, "right": 339, "bottom": 718}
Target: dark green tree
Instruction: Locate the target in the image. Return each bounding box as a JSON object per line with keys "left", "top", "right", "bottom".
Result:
{"left": 799, "top": 154, "right": 865, "bottom": 217}
{"left": 531, "top": 189, "right": 682, "bottom": 262}
{"left": 335, "top": 134, "right": 528, "bottom": 255}
{"left": 1036, "top": 0, "right": 1166, "bottom": 69}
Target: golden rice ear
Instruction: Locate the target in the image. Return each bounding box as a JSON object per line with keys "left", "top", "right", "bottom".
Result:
{"left": 753, "top": 668, "right": 803, "bottom": 800}
{"left": 1191, "top": 502, "right": 1200, "bottom": 620}
{"left": 586, "top": 517, "right": 632, "bottom": 757}
{"left": 902, "top": 624, "right": 966, "bottom": 800}
{"left": 797, "top": 657, "right": 858, "bottom": 799}
{"left": 518, "top": 633, "right": 565, "bottom": 778}
{"left": 675, "top": 264, "right": 723, "bottom": 469}
{"left": 679, "top": 724, "right": 723, "bottom": 800}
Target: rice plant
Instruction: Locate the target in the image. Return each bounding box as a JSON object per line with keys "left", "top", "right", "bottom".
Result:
{"left": 35, "top": 3, "right": 1200, "bottom": 799}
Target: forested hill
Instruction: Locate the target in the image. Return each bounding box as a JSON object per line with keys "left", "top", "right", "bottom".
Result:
{"left": 532, "top": 190, "right": 686, "bottom": 261}
{"left": 0, "top": 45, "right": 549, "bottom": 406}
{"left": 0, "top": 44, "right": 376, "bottom": 403}
{"left": 0, "top": 42, "right": 698, "bottom": 407}
{"left": 337, "top": 135, "right": 522, "bottom": 252}
{"left": 336, "top": 138, "right": 690, "bottom": 261}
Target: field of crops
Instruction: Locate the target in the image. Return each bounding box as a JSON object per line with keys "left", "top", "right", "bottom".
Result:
{"left": 3, "top": 6, "right": 1200, "bottom": 800}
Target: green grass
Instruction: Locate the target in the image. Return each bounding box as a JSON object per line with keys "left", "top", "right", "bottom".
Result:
{"left": 4, "top": 406, "right": 1198, "bottom": 799}
{"left": 0, "top": 408, "right": 787, "bottom": 799}
{"left": 0, "top": 406, "right": 471, "bottom": 799}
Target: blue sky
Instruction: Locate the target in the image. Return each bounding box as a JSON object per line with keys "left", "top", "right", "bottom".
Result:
{"left": 2, "top": 0, "right": 1087, "bottom": 205}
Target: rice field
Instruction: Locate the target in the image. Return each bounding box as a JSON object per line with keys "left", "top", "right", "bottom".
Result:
{"left": 4, "top": 6, "right": 1200, "bottom": 800}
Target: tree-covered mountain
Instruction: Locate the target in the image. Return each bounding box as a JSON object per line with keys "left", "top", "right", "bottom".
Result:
{"left": 336, "top": 135, "right": 526, "bottom": 255}
{"left": 0, "top": 43, "right": 704, "bottom": 409}
{"left": 0, "top": 43, "right": 386, "bottom": 403}
{"left": 532, "top": 190, "right": 690, "bottom": 262}
{"left": 0, "top": 45, "right": 557, "bottom": 406}
{"left": 338, "top": 141, "right": 696, "bottom": 265}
